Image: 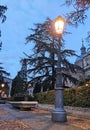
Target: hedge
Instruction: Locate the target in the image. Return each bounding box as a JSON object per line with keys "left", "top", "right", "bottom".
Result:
{"left": 34, "top": 85, "right": 90, "bottom": 107}
{"left": 11, "top": 93, "right": 36, "bottom": 101}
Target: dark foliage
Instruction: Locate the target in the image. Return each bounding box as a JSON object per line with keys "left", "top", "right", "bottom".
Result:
{"left": 25, "top": 18, "right": 82, "bottom": 92}
{"left": 0, "top": 63, "right": 10, "bottom": 83}
{"left": 11, "top": 72, "right": 27, "bottom": 97}
{"left": 35, "top": 85, "right": 90, "bottom": 107}
{"left": 65, "top": 0, "right": 90, "bottom": 26}
{"left": 0, "top": 5, "right": 7, "bottom": 50}
{"left": 0, "top": 5, "right": 7, "bottom": 23}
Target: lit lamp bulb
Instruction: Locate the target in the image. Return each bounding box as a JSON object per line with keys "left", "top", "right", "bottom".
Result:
{"left": 28, "top": 83, "right": 31, "bottom": 87}
{"left": 86, "top": 83, "right": 88, "bottom": 87}
{"left": 1, "top": 83, "right": 5, "bottom": 87}
{"left": 54, "top": 16, "right": 65, "bottom": 34}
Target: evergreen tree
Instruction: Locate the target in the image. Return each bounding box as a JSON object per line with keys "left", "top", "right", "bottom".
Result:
{"left": 64, "top": 0, "right": 90, "bottom": 44}
{"left": 0, "top": 5, "right": 7, "bottom": 50}
{"left": 0, "top": 5, "right": 7, "bottom": 23}
{"left": 64, "top": 0, "right": 90, "bottom": 26}
{"left": 25, "top": 18, "right": 81, "bottom": 91}
{"left": 11, "top": 71, "right": 27, "bottom": 97}
{"left": 0, "top": 63, "right": 10, "bottom": 82}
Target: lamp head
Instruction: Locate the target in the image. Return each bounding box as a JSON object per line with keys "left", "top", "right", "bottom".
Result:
{"left": 54, "top": 16, "right": 65, "bottom": 34}
{"left": 1, "top": 83, "right": 5, "bottom": 87}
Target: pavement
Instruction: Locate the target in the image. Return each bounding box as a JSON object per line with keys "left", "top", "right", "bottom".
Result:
{"left": 38, "top": 104, "right": 90, "bottom": 119}
{"left": 0, "top": 103, "right": 90, "bottom": 130}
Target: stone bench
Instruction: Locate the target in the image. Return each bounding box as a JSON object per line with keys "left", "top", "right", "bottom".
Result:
{"left": 10, "top": 101, "right": 38, "bottom": 110}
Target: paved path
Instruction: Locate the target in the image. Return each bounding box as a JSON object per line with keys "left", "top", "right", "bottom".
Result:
{"left": 38, "top": 104, "right": 90, "bottom": 119}
{"left": 0, "top": 103, "right": 90, "bottom": 130}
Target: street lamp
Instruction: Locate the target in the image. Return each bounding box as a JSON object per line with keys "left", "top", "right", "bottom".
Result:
{"left": 1, "top": 83, "right": 5, "bottom": 88}
{"left": 51, "top": 16, "right": 67, "bottom": 122}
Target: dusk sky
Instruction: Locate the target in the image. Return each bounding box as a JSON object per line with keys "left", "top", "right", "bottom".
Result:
{"left": 0, "top": 0, "right": 90, "bottom": 79}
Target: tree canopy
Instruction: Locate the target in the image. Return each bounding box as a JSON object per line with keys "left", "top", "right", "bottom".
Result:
{"left": 25, "top": 18, "right": 81, "bottom": 90}
{"left": 11, "top": 71, "right": 27, "bottom": 96}
{"left": 0, "top": 5, "right": 7, "bottom": 23}
{"left": 65, "top": 0, "right": 90, "bottom": 51}
{"left": 0, "top": 63, "right": 10, "bottom": 83}
{"left": 65, "top": 0, "right": 90, "bottom": 26}
{"left": 0, "top": 5, "right": 7, "bottom": 50}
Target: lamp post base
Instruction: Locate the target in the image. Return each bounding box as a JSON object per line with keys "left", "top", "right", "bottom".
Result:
{"left": 52, "top": 109, "right": 67, "bottom": 122}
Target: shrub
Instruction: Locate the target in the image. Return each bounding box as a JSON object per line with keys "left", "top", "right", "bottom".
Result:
{"left": 34, "top": 90, "right": 54, "bottom": 104}
{"left": 11, "top": 93, "right": 36, "bottom": 101}
{"left": 34, "top": 85, "right": 90, "bottom": 107}
{"left": 64, "top": 88, "right": 76, "bottom": 106}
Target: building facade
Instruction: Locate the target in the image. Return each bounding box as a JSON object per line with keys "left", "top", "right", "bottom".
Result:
{"left": 64, "top": 42, "right": 90, "bottom": 88}
{"left": 75, "top": 43, "right": 90, "bottom": 81}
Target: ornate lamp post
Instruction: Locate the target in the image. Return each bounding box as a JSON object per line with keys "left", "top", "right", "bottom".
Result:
{"left": 51, "top": 16, "right": 67, "bottom": 122}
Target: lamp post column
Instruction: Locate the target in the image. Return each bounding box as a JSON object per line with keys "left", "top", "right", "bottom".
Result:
{"left": 51, "top": 16, "right": 67, "bottom": 122}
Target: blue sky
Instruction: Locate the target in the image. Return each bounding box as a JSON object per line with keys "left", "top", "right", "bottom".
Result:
{"left": 0, "top": 0, "right": 90, "bottom": 79}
